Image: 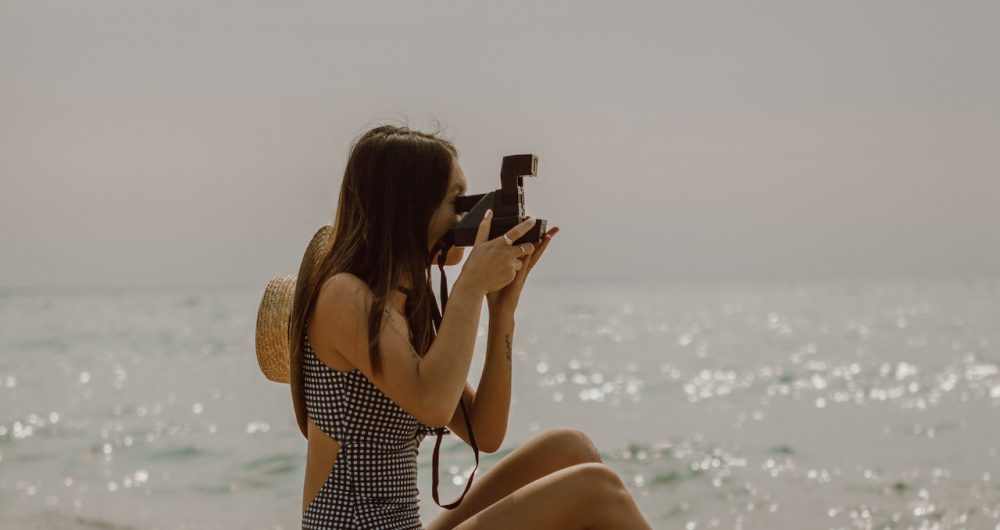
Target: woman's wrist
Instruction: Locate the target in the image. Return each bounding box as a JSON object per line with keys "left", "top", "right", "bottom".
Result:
{"left": 453, "top": 273, "right": 486, "bottom": 298}
{"left": 489, "top": 310, "right": 515, "bottom": 328}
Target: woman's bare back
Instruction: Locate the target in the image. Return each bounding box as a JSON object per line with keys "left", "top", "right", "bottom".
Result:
{"left": 300, "top": 286, "right": 411, "bottom": 513}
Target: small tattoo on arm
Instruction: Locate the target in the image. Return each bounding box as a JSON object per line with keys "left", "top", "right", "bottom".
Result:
{"left": 504, "top": 333, "right": 512, "bottom": 362}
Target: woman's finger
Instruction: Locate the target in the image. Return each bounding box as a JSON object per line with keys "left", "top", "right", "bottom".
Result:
{"left": 513, "top": 254, "right": 530, "bottom": 284}
{"left": 500, "top": 217, "right": 537, "bottom": 247}
{"left": 526, "top": 239, "right": 549, "bottom": 273}
{"left": 475, "top": 209, "right": 493, "bottom": 245}
{"left": 526, "top": 228, "right": 558, "bottom": 272}
{"left": 511, "top": 242, "right": 535, "bottom": 258}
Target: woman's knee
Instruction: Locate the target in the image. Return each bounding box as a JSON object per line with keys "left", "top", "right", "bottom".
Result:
{"left": 564, "top": 463, "right": 628, "bottom": 507}
{"left": 541, "top": 427, "right": 602, "bottom": 464}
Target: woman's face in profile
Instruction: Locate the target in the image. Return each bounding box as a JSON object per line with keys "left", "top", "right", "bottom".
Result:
{"left": 428, "top": 158, "right": 469, "bottom": 266}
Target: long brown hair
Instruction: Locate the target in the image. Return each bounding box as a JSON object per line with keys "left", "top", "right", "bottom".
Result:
{"left": 288, "top": 124, "right": 458, "bottom": 438}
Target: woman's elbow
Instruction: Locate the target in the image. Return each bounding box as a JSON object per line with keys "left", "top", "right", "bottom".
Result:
{"left": 478, "top": 435, "right": 504, "bottom": 454}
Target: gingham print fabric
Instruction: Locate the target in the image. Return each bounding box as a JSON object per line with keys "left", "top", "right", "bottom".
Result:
{"left": 301, "top": 325, "right": 450, "bottom": 529}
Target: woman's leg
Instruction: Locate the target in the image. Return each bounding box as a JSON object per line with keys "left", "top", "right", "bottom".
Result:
{"left": 426, "top": 427, "right": 603, "bottom": 529}
{"left": 449, "top": 462, "right": 653, "bottom": 530}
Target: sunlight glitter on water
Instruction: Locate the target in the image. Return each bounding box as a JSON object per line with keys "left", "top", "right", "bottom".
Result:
{"left": 2, "top": 280, "right": 1000, "bottom": 529}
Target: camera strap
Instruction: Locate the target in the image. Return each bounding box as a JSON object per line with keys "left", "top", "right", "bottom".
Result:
{"left": 426, "top": 240, "right": 480, "bottom": 509}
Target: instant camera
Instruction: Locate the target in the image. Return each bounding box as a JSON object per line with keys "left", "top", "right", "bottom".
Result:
{"left": 439, "top": 154, "right": 548, "bottom": 249}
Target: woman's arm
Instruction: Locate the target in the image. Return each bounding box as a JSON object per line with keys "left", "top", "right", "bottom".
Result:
{"left": 472, "top": 314, "right": 514, "bottom": 451}
{"left": 316, "top": 272, "right": 485, "bottom": 428}
{"left": 447, "top": 314, "right": 513, "bottom": 453}
{"left": 413, "top": 276, "right": 486, "bottom": 424}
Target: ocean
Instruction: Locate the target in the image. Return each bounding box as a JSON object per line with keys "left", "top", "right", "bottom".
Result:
{"left": 1, "top": 279, "right": 998, "bottom": 529}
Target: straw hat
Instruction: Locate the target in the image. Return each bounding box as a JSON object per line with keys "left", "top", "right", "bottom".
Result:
{"left": 254, "top": 224, "right": 334, "bottom": 384}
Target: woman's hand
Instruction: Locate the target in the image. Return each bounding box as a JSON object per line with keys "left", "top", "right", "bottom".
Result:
{"left": 457, "top": 210, "right": 541, "bottom": 297}
{"left": 486, "top": 224, "right": 559, "bottom": 321}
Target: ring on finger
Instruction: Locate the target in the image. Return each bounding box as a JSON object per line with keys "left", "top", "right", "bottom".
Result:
{"left": 502, "top": 234, "right": 514, "bottom": 246}
{"left": 518, "top": 244, "right": 525, "bottom": 257}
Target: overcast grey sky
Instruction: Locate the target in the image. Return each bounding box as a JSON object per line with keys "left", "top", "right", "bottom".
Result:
{"left": 2, "top": 0, "right": 998, "bottom": 290}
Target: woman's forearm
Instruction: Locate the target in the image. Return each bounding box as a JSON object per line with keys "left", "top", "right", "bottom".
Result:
{"left": 471, "top": 314, "right": 514, "bottom": 451}
{"left": 417, "top": 277, "right": 485, "bottom": 425}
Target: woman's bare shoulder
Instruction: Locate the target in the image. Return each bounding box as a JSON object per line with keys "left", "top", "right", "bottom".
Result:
{"left": 317, "top": 272, "right": 406, "bottom": 316}
{"left": 310, "top": 273, "right": 372, "bottom": 372}
{"left": 319, "top": 272, "right": 369, "bottom": 299}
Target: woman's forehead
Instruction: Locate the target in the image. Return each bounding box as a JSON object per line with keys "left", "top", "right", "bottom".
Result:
{"left": 451, "top": 163, "right": 468, "bottom": 191}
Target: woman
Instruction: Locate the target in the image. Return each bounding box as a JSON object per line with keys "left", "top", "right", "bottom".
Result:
{"left": 288, "top": 124, "right": 653, "bottom": 529}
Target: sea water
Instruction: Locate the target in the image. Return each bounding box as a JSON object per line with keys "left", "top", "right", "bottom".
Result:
{"left": 1, "top": 279, "right": 998, "bottom": 529}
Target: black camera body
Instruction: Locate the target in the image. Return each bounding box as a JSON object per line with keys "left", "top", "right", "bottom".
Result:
{"left": 442, "top": 154, "right": 548, "bottom": 248}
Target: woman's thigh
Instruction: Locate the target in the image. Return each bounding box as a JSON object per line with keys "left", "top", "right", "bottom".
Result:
{"left": 449, "top": 462, "right": 625, "bottom": 530}
{"left": 426, "top": 428, "right": 602, "bottom": 530}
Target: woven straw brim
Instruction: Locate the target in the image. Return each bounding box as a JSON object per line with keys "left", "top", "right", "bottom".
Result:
{"left": 255, "top": 275, "right": 297, "bottom": 383}
{"left": 254, "top": 224, "right": 335, "bottom": 384}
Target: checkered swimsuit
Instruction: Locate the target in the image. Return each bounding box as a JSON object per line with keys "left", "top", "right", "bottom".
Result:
{"left": 301, "top": 327, "right": 450, "bottom": 529}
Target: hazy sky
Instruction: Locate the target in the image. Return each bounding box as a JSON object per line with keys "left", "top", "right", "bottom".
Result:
{"left": 2, "top": 0, "right": 998, "bottom": 290}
